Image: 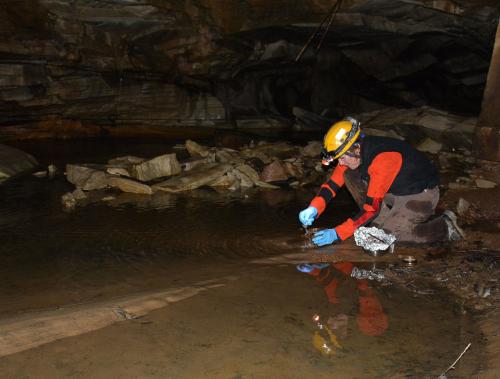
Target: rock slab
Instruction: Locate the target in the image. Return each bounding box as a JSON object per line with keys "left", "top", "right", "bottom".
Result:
{"left": 0, "top": 144, "right": 38, "bottom": 180}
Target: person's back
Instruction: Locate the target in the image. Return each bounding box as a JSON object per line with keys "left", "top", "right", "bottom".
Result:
{"left": 357, "top": 136, "right": 439, "bottom": 196}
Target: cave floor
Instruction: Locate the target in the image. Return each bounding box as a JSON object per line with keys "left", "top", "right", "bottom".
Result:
{"left": 0, "top": 139, "right": 497, "bottom": 378}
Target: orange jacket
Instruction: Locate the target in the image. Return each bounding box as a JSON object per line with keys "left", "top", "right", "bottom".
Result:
{"left": 310, "top": 152, "right": 402, "bottom": 240}
{"left": 307, "top": 262, "right": 388, "bottom": 336}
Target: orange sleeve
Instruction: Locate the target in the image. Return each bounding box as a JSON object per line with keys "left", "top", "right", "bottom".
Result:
{"left": 310, "top": 164, "right": 348, "bottom": 215}
{"left": 334, "top": 152, "right": 402, "bottom": 241}
{"left": 366, "top": 152, "right": 402, "bottom": 199}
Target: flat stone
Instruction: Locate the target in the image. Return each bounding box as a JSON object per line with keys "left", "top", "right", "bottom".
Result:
{"left": 108, "top": 156, "right": 146, "bottom": 166}
{"left": 180, "top": 156, "right": 213, "bottom": 171}
{"left": 153, "top": 163, "right": 232, "bottom": 193}
{"left": 61, "top": 192, "right": 77, "bottom": 210}
{"left": 66, "top": 164, "right": 109, "bottom": 191}
{"left": 284, "top": 162, "right": 304, "bottom": 179}
{"left": 232, "top": 169, "right": 253, "bottom": 187}
{"left": 72, "top": 188, "right": 87, "bottom": 200}
{"left": 48, "top": 164, "right": 57, "bottom": 179}
{"left": 260, "top": 161, "right": 289, "bottom": 183}
{"left": 107, "top": 167, "right": 131, "bottom": 177}
{"left": 131, "top": 153, "right": 181, "bottom": 182}
{"left": 456, "top": 198, "right": 470, "bottom": 216}
{"left": 186, "top": 140, "right": 211, "bottom": 158}
{"left": 0, "top": 144, "right": 38, "bottom": 179}
{"left": 208, "top": 172, "right": 239, "bottom": 189}
{"left": 301, "top": 141, "right": 323, "bottom": 157}
{"left": 215, "top": 149, "right": 237, "bottom": 163}
{"left": 254, "top": 180, "right": 280, "bottom": 189}
{"left": 33, "top": 170, "right": 47, "bottom": 178}
{"left": 417, "top": 138, "right": 443, "bottom": 154}
{"left": 234, "top": 164, "right": 260, "bottom": 183}
{"left": 108, "top": 177, "right": 153, "bottom": 195}
{"left": 475, "top": 178, "right": 497, "bottom": 189}
{"left": 448, "top": 182, "right": 470, "bottom": 190}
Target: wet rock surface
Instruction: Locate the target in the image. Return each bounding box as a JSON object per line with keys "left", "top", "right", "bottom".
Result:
{"left": 0, "top": 1, "right": 497, "bottom": 138}
{"left": 0, "top": 144, "right": 38, "bottom": 181}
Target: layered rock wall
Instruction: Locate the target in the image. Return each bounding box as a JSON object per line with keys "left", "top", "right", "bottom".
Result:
{"left": 0, "top": 1, "right": 498, "bottom": 139}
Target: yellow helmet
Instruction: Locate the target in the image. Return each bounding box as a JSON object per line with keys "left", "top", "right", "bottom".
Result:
{"left": 321, "top": 117, "right": 361, "bottom": 164}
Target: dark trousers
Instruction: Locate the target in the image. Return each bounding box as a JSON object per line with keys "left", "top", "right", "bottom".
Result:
{"left": 344, "top": 170, "right": 448, "bottom": 243}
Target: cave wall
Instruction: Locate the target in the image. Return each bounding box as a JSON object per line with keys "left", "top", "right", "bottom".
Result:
{"left": 0, "top": 0, "right": 498, "bottom": 139}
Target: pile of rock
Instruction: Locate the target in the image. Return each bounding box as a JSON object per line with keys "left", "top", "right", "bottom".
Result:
{"left": 61, "top": 139, "right": 325, "bottom": 209}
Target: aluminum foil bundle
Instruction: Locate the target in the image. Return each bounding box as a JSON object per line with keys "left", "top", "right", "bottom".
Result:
{"left": 350, "top": 267, "right": 385, "bottom": 282}
{"left": 354, "top": 226, "right": 396, "bottom": 254}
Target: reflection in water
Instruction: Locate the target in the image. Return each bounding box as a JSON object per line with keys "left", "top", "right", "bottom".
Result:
{"left": 299, "top": 262, "right": 388, "bottom": 356}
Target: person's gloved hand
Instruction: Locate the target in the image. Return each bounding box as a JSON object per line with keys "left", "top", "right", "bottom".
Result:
{"left": 312, "top": 229, "right": 339, "bottom": 247}
{"left": 299, "top": 206, "right": 318, "bottom": 227}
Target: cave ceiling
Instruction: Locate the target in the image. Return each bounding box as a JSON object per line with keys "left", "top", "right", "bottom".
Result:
{"left": 0, "top": 0, "right": 498, "bottom": 138}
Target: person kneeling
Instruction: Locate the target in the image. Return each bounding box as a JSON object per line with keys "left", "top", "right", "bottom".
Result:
{"left": 299, "top": 117, "right": 464, "bottom": 247}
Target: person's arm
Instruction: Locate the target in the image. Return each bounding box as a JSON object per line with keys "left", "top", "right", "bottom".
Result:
{"left": 334, "top": 152, "right": 402, "bottom": 241}
{"left": 309, "top": 164, "right": 348, "bottom": 216}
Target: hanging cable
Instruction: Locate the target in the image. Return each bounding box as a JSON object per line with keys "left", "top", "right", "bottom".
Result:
{"left": 295, "top": 0, "right": 343, "bottom": 62}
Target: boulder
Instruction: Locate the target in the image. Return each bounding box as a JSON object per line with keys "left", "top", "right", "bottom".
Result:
{"left": 0, "top": 144, "right": 38, "bottom": 180}
{"left": 153, "top": 163, "right": 232, "bottom": 193}
{"left": 186, "top": 140, "right": 211, "bottom": 158}
{"left": 131, "top": 153, "right": 181, "bottom": 182}
{"left": 260, "top": 161, "right": 289, "bottom": 183}
{"left": 66, "top": 164, "right": 109, "bottom": 191}
{"left": 301, "top": 141, "right": 323, "bottom": 157}
{"left": 108, "top": 177, "right": 153, "bottom": 195}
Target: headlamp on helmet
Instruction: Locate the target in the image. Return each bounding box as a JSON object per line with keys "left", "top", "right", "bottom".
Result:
{"left": 322, "top": 117, "right": 361, "bottom": 166}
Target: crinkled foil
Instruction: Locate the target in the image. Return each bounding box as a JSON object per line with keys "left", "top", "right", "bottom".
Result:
{"left": 350, "top": 267, "right": 385, "bottom": 281}
{"left": 354, "top": 226, "right": 396, "bottom": 254}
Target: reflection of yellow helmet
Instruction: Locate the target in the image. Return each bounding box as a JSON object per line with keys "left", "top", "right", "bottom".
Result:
{"left": 322, "top": 117, "right": 361, "bottom": 162}
{"left": 312, "top": 314, "right": 342, "bottom": 356}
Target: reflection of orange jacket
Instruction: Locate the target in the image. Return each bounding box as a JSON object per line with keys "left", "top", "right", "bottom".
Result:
{"left": 308, "top": 262, "right": 388, "bottom": 337}
{"left": 310, "top": 152, "right": 402, "bottom": 240}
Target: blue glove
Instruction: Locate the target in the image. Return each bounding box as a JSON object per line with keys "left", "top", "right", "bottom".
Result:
{"left": 312, "top": 229, "right": 339, "bottom": 247}
{"left": 299, "top": 206, "right": 318, "bottom": 227}
{"left": 296, "top": 263, "right": 330, "bottom": 273}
